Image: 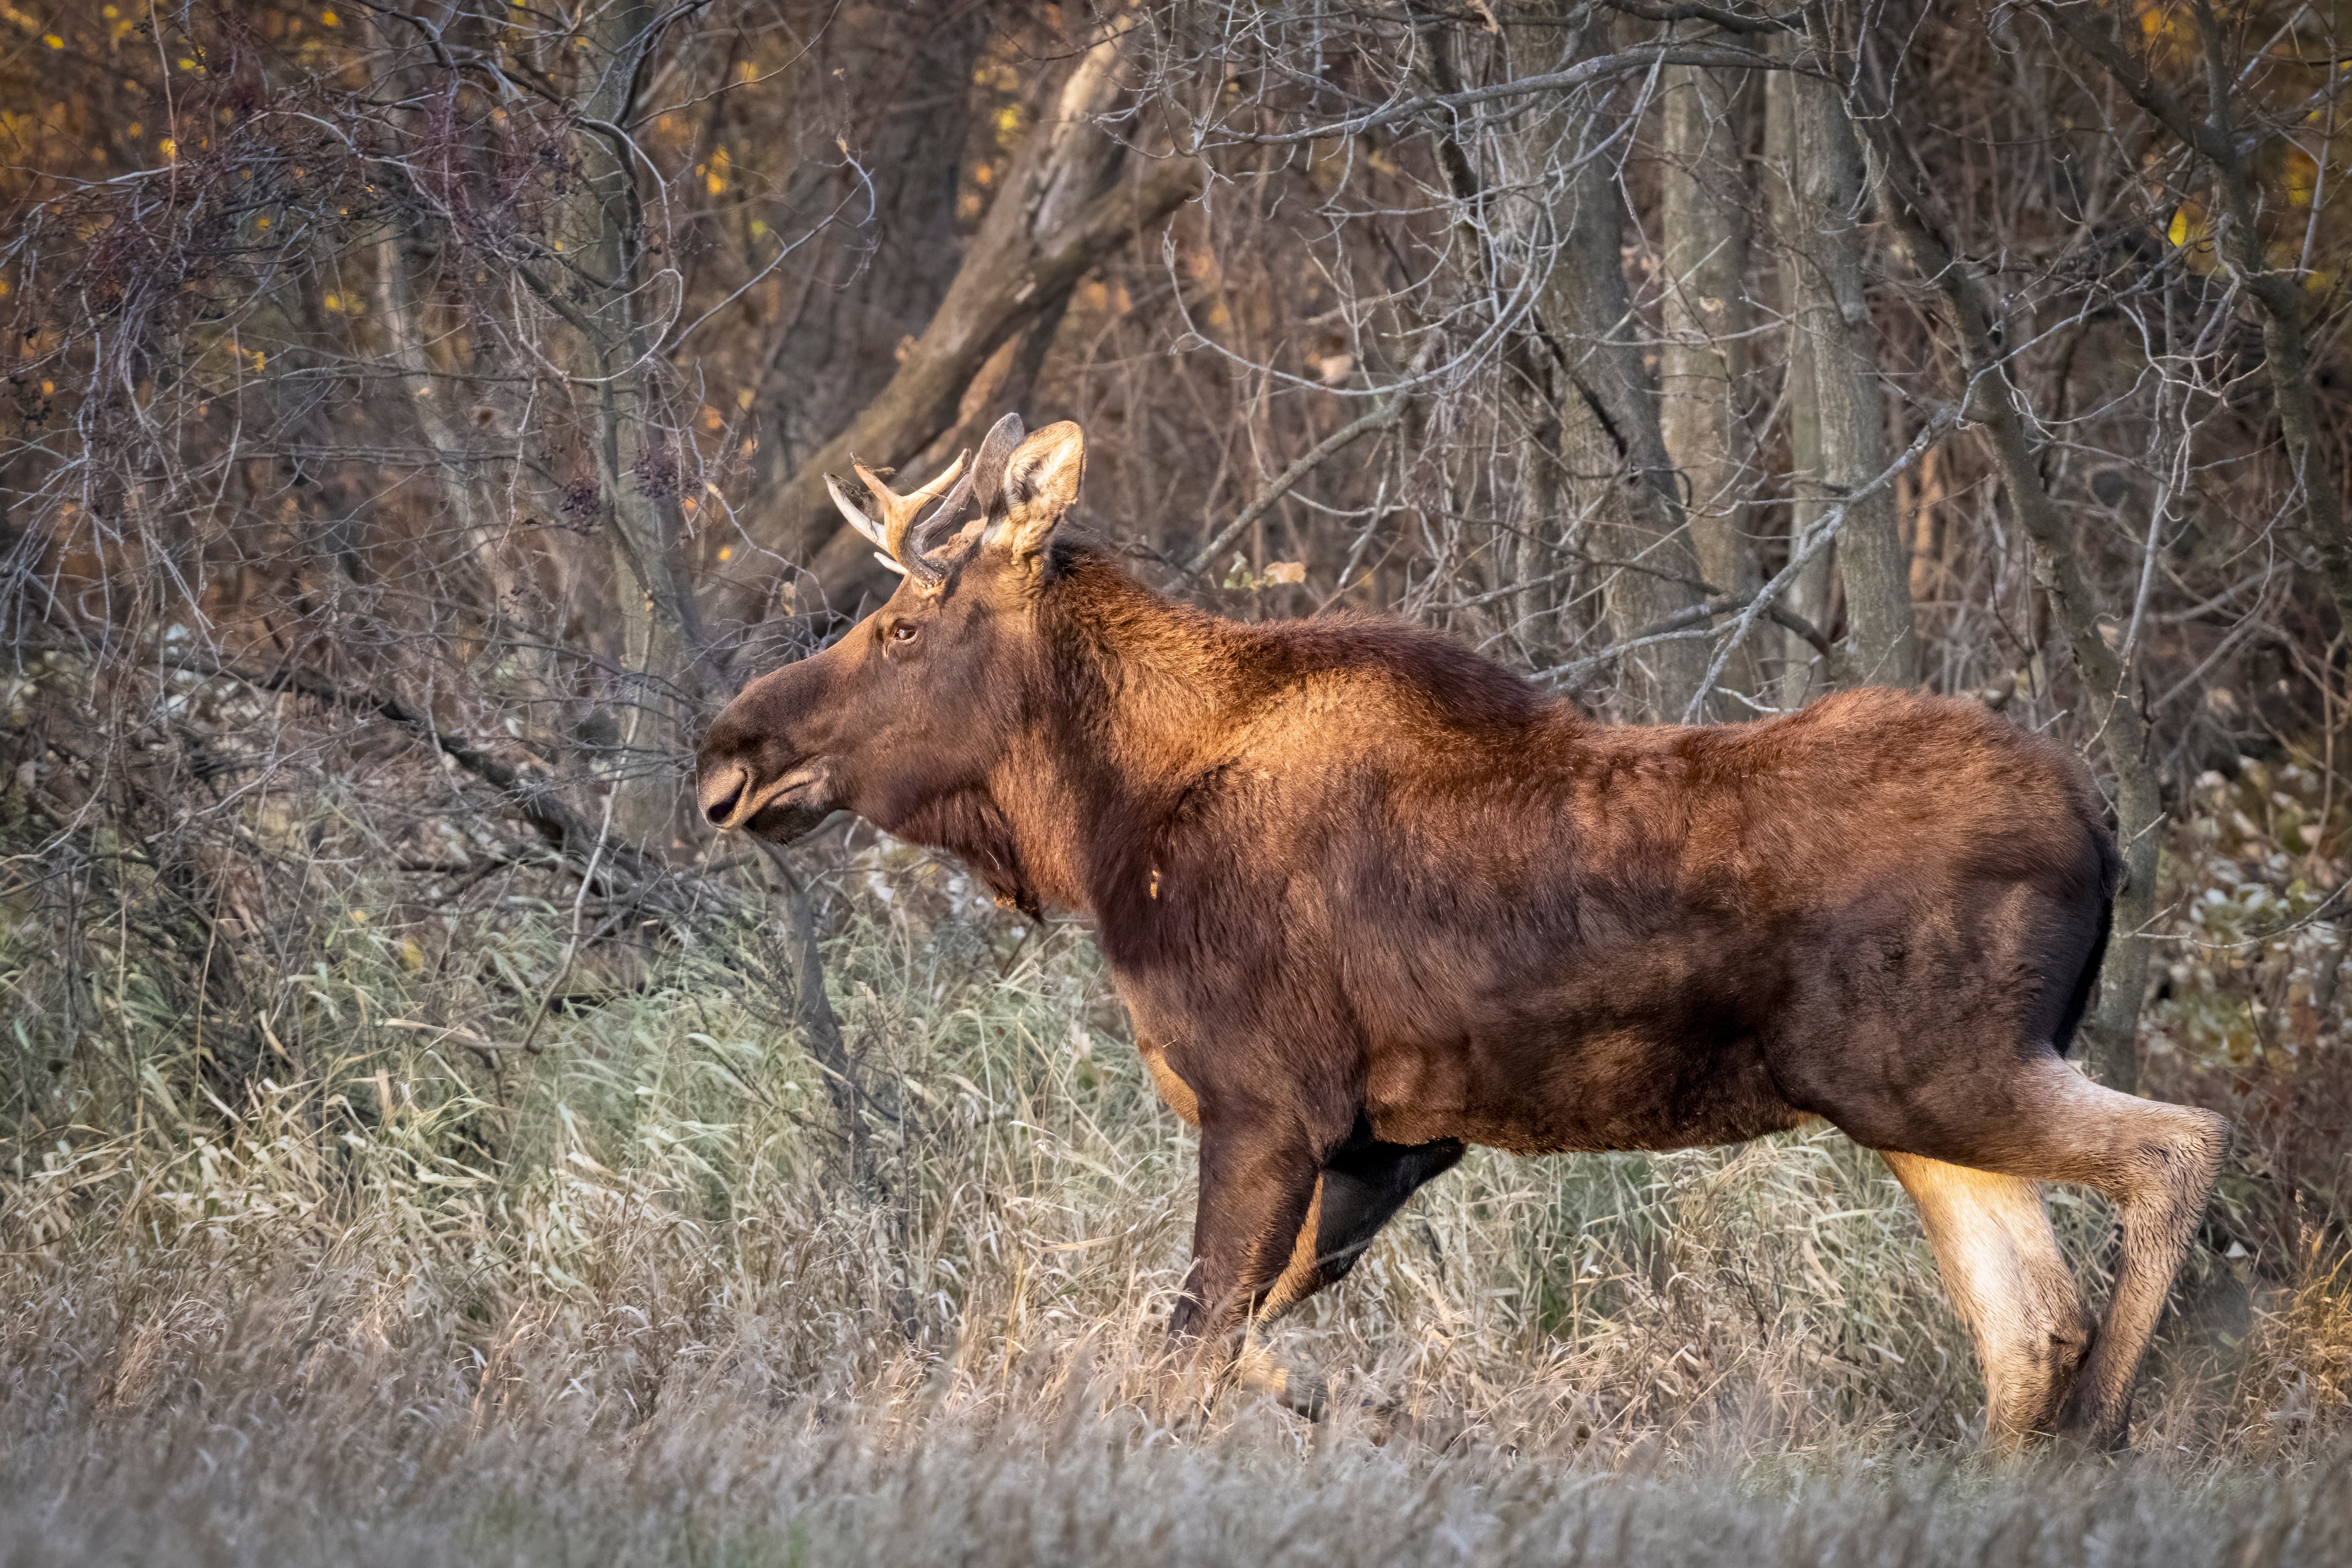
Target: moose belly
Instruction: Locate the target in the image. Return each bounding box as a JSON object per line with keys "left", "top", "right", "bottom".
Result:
{"left": 1360, "top": 1020, "right": 1804, "bottom": 1156}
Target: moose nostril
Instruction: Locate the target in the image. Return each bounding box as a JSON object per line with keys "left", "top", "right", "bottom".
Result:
{"left": 703, "top": 770, "right": 746, "bottom": 825}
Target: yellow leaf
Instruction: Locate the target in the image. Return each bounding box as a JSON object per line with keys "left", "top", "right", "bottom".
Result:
{"left": 2281, "top": 143, "right": 2318, "bottom": 208}
{"left": 1263, "top": 561, "right": 1307, "bottom": 586}
{"left": 2166, "top": 202, "right": 2217, "bottom": 273}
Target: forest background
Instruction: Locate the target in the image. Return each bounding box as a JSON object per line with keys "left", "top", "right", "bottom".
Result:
{"left": 3, "top": 1, "right": 2352, "bottom": 1562}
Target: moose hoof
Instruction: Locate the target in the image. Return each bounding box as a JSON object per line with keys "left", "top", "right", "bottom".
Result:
{"left": 1229, "top": 1344, "right": 1331, "bottom": 1420}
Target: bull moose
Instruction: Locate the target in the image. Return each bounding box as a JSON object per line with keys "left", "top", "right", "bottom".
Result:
{"left": 697, "top": 412, "right": 2228, "bottom": 1450}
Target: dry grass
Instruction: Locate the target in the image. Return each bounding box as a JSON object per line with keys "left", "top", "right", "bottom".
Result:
{"left": 5, "top": 831, "right": 2351, "bottom": 1564}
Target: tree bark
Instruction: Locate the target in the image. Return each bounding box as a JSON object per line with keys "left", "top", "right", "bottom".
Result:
{"left": 1658, "top": 46, "right": 1760, "bottom": 707}
{"left": 1763, "top": 42, "right": 1835, "bottom": 710}
{"left": 519, "top": 0, "right": 717, "bottom": 844}
{"left": 1787, "top": 9, "right": 1916, "bottom": 689}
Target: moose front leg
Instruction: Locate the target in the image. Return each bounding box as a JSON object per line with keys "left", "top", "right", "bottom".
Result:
{"left": 1168, "top": 1108, "right": 1331, "bottom": 1344}
{"left": 1223, "top": 1132, "right": 1468, "bottom": 1419}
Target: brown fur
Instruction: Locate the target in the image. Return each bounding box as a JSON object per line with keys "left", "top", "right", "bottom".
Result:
{"left": 697, "top": 419, "right": 2227, "bottom": 1451}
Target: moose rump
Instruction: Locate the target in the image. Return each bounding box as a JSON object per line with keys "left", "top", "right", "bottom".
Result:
{"left": 697, "top": 411, "right": 2228, "bottom": 1452}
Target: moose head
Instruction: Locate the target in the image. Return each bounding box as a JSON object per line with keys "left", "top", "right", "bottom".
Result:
{"left": 696, "top": 413, "right": 1086, "bottom": 849}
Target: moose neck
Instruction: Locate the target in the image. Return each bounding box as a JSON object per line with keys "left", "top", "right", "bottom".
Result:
{"left": 985, "top": 554, "right": 1251, "bottom": 919}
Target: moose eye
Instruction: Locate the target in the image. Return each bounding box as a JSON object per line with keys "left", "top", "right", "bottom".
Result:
{"left": 888, "top": 622, "right": 919, "bottom": 645}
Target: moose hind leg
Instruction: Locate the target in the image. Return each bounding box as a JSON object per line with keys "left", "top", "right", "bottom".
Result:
{"left": 1870, "top": 1054, "right": 2228, "bottom": 1449}
{"left": 1881, "top": 1151, "right": 2092, "bottom": 1449}
{"left": 2040, "top": 1072, "right": 2230, "bottom": 1447}
{"left": 1258, "top": 1135, "right": 1467, "bottom": 1321}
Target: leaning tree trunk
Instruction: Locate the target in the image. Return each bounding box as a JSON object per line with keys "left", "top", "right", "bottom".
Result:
{"left": 1658, "top": 45, "right": 1761, "bottom": 710}
{"left": 711, "top": 28, "right": 1205, "bottom": 642}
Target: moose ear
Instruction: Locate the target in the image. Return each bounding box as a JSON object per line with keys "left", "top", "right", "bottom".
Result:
{"left": 983, "top": 421, "right": 1085, "bottom": 564}
{"left": 970, "top": 412, "right": 1025, "bottom": 515}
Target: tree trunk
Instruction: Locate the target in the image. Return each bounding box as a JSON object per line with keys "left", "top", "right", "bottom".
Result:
{"left": 1788, "top": 10, "right": 1916, "bottom": 689}
{"left": 1658, "top": 47, "right": 1760, "bottom": 709}
{"left": 1540, "top": 14, "right": 1709, "bottom": 723}
{"left": 541, "top": 0, "right": 713, "bottom": 846}
{"left": 1764, "top": 37, "right": 1834, "bottom": 709}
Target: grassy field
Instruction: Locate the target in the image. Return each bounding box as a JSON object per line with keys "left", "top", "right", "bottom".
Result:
{"left": 4, "top": 823, "right": 2350, "bottom": 1565}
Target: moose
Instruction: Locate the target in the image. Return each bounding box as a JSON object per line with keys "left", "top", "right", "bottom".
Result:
{"left": 698, "top": 412, "right": 2228, "bottom": 1450}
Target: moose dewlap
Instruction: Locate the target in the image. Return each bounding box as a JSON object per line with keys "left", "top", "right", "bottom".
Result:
{"left": 698, "top": 412, "right": 2228, "bottom": 1452}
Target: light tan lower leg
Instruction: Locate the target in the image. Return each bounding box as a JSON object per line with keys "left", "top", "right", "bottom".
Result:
{"left": 1881, "top": 1151, "right": 2094, "bottom": 1449}
{"left": 2002, "top": 1069, "right": 2229, "bottom": 1446}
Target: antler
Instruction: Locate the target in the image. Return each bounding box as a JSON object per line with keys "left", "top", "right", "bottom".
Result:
{"left": 855, "top": 451, "right": 966, "bottom": 563}
{"left": 822, "top": 413, "right": 1026, "bottom": 585}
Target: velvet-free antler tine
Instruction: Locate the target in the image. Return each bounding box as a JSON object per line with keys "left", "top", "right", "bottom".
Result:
{"left": 855, "top": 452, "right": 969, "bottom": 568}
{"left": 904, "top": 452, "right": 981, "bottom": 577}
{"left": 826, "top": 473, "right": 887, "bottom": 547}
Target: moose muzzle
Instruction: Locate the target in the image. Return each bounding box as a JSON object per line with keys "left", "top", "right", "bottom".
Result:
{"left": 696, "top": 759, "right": 833, "bottom": 840}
